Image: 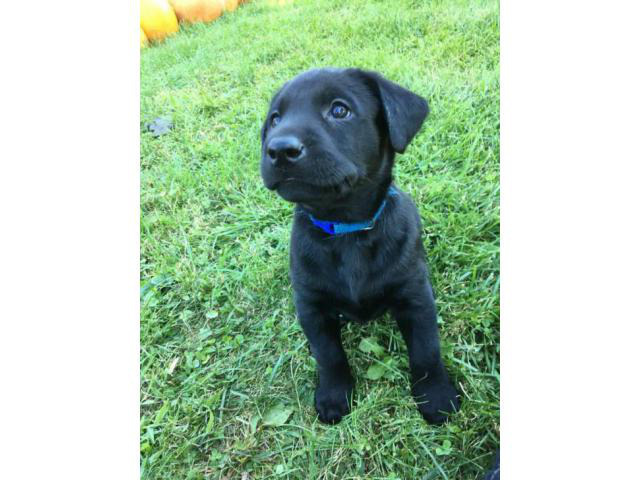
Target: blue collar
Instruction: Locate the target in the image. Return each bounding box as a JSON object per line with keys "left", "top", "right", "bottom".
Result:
{"left": 306, "top": 186, "right": 399, "bottom": 235}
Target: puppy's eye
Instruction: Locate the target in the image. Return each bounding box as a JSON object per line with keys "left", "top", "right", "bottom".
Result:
{"left": 271, "top": 114, "right": 281, "bottom": 128}
{"left": 330, "top": 103, "right": 350, "bottom": 119}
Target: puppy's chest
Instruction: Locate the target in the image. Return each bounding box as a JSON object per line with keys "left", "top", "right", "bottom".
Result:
{"left": 323, "top": 241, "right": 385, "bottom": 303}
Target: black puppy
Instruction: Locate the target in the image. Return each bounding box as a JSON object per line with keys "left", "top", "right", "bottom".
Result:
{"left": 260, "top": 68, "right": 460, "bottom": 424}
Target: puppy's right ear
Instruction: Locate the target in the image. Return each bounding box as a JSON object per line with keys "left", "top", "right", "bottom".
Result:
{"left": 357, "top": 70, "right": 429, "bottom": 154}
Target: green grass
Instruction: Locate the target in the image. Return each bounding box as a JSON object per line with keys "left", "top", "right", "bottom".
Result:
{"left": 140, "top": 0, "right": 499, "bottom": 478}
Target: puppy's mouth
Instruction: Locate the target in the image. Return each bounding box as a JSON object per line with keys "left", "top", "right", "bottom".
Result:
{"left": 266, "top": 175, "right": 358, "bottom": 202}
{"left": 277, "top": 175, "right": 355, "bottom": 191}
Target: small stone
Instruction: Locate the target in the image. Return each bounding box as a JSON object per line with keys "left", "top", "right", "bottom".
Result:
{"left": 145, "top": 117, "right": 173, "bottom": 137}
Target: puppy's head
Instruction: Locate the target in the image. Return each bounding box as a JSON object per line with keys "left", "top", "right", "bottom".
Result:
{"left": 260, "top": 68, "right": 428, "bottom": 205}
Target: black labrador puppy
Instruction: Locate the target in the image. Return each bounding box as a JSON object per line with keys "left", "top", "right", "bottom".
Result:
{"left": 260, "top": 68, "right": 460, "bottom": 424}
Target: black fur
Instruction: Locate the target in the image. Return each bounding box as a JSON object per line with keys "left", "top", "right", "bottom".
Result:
{"left": 260, "top": 68, "right": 460, "bottom": 424}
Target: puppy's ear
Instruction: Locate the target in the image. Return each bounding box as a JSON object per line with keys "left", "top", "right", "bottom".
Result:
{"left": 359, "top": 70, "right": 429, "bottom": 153}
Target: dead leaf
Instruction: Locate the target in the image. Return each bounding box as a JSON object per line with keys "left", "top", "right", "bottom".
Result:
{"left": 168, "top": 357, "right": 179, "bottom": 375}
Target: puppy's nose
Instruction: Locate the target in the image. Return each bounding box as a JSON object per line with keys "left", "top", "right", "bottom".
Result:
{"left": 266, "top": 136, "right": 305, "bottom": 166}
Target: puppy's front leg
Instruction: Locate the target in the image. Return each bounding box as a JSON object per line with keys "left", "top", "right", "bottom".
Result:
{"left": 392, "top": 284, "right": 460, "bottom": 424}
{"left": 296, "top": 299, "right": 354, "bottom": 425}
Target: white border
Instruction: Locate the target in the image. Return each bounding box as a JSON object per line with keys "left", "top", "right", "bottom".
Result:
{"left": 1, "top": 0, "right": 639, "bottom": 478}
{"left": 0, "top": 1, "right": 140, "bottom": 478}
{"left": 502, "top": 0, "right": 640, "bottom": 478}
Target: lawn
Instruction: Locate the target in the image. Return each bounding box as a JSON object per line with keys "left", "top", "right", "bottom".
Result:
{"left": 140, "top": 0, "right": 499, "bottom": 479}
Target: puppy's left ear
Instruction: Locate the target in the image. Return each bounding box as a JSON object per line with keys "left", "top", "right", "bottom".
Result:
{"left": 359, "top": 70, "right": 429, "bottom": 153}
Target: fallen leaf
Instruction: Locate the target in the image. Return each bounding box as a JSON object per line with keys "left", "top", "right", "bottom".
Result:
{"left": 168, "top": 357, "right": 180, "bottom": 375}
{"left": 250, "top": 413, "right": 260, "bottom": 433}
{"left": 358, "top": 337, "right": 385, "bottom": 356}
{"left": 262, "top": 403, "right": 293, "bottom": 427}
{"left": 366, "top": 363, "right": 386, "bottom": 380}
{"left": 436, "top": 439, "right": 452, "bottom": 455}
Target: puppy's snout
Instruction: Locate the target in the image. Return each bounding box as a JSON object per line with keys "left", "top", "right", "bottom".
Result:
{"left": 266, "top": 136, "right": 305, "bottom": 167}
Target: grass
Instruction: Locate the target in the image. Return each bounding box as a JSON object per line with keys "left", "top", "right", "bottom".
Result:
{"left": 140, "top": 0, "right": 499, "bottom": 478}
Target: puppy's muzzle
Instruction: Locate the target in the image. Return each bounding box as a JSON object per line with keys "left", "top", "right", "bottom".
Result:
{"left": 266, "top": 135, "right": 306, "bottom": 168}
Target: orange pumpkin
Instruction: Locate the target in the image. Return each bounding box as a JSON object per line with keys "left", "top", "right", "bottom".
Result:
{"left": 141, "top": 0, "right": 179, "bottom": 42}
{"left": 170, "top": 0, "right": 224, "bottom": 23}
{"left": 223, "top": 0, "right": 238, "bottom": 12}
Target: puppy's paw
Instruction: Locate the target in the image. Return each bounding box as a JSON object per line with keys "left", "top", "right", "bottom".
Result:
{"left": 315, "top": 379, "right": 354, "bottom": 425}
{"left": 413, "top": 376, "right": 460, "bottom": 425}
